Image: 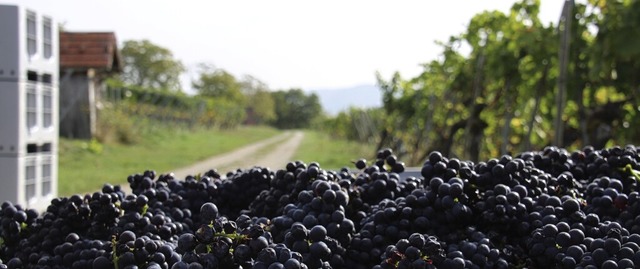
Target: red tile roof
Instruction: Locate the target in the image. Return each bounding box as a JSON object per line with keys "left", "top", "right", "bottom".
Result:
{"left": 59, "top": 32, "right": 122, "bottom": 72}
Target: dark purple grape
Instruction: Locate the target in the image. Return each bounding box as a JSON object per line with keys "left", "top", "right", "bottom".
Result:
{"left": 199, "top": 202, "right": 219, "bottom": 223}
{"left": 355, "top": 159, "right": 367, "bottom": 170}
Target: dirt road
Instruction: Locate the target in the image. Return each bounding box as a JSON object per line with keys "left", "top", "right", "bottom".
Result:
{"left": 168, "top": 131, "right": 304, "bottom": 179}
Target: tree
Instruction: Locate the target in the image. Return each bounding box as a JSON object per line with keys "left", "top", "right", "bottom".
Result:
{"left": 120, "top": 40, "right": 186, "bottom": 91}
{"left": 585, "top": 0, "right": 640, "bottom": 148}
{"left": 189, "top": 64, "right": 248, "bottom": 128}
{"left": 192, "top": 64, "right": 245, "bottom": 105}
{"left": 326, "top": 0, "right": 640, "bottom": 163}
{"left": 240, "top": 75, "right": 276, "bottom": 125}
{"left": 270, "top": 89, "right": 322, "bottom": 129}
{"left": 372, "top": 0, "right": 555, "bottom": 162}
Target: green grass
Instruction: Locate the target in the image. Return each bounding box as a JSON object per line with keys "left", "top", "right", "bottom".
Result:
{"left": 58, "top": 126, "right": 280, "bottom": 196}
{"left": 291, "top": 130, "right": 377, "bottom": 170}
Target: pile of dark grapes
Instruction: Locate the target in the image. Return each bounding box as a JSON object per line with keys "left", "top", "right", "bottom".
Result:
{"left": 2, "top": 145, "right": 640, "bottom": 268}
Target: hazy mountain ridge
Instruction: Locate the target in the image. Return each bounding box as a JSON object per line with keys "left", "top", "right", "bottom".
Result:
{"left": 310, "top": 84, "right": 382, "bottom": 116}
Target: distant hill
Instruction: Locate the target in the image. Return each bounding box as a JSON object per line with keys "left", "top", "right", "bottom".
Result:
{"left": 310, "top": 84, "right": 382, "bottom": 116}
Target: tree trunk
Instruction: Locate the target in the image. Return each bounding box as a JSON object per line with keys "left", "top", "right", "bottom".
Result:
{"left": 577, "top": 85, "right": 589, "bottom": 147}
{"left": 443, "top": 120, "right": 467, "bottom": 157}
{"left": 469, "top": 103, "right": 488, "bottom": 162}
{"left": 501, "top": 78, "right": 513, "bottom": 155}
{"left": 554, "top": 0, "right": 574, "bottom": 147}
{"left": 444, "top": 88, "right": 459, "bottom": 155}
{"left": 376, "top": 128, "right": 390, "bottom": 155}
{"left": 524, "top": 64, "right": 550, "bottom": 151}
{"left": 411, "top": 92, "right": 436, "bottom": 164}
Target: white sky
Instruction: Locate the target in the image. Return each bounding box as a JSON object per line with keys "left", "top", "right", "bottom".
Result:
{"left": 2, "top": 0, "right": 564, "bottom": 91}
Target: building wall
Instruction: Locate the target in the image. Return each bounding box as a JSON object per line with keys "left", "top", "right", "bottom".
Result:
{"left": 59, "top": 69, "right": 110, "bottom": 139}
{"left": 59, "top": 71, "right": 93, "bottom": 139}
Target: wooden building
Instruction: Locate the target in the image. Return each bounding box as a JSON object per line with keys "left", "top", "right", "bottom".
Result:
{"left": 59, "top": 32, "right": 121, "bottom": 139}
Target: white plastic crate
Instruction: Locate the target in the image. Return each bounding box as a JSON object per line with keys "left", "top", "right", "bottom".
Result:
{"left": 0, "top": 4, "right": 58, "bottom": 211}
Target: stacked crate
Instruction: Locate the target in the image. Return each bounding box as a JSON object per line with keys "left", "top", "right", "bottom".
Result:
{"left": 0, "top": 5, "right": 58, "bottom": 210}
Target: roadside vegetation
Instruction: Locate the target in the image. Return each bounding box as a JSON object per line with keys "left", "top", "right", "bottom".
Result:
{"left": 58, "top": 124, "right": 280, "bottom": 196}
{"left": 291, "top": 130, "right": 377, "bottom": 171}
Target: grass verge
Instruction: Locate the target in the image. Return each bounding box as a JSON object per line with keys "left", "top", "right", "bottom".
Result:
{"left": 58, "top": 125, "right": 280, "bottom": 196}
{"left": 291, "top": 130, "right": 376, "bottom": 171}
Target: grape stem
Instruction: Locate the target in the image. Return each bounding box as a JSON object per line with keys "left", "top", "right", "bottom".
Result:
{"left": 112, "top": 234, "right": 119, "bottom": 269}
{"left": 214, "top": 232, "right": 246, "bottom": 241}
{"left": 620, "top": 164, "right": 640, "bottom": 182}
{"left": 141, "top": 204, "right": 149, "bottom": 215}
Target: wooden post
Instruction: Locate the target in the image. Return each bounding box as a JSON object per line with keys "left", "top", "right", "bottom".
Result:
{"left": 465, "top": 52, "right": 485, "bottom": 160}
{"left": 554, "top": 0, "right": 574, "bottom": 147}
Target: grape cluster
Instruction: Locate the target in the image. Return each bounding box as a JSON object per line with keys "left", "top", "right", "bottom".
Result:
{"left": 216, "top": 167, "right": 273, "bottom": 220}
{"left": 282, "top": 223, "right": 346, "bottom": 268}
{"left": 351, "top": 150, "right": 406, "bottom": 205}
{"left": 374, "top": 233, "right": 445, "bottom": 269}
{"left": 267, "top": 168, "right": 354, "bottom": 268}
{"left": 3, "top": 145, "right": 640, "bottom": 268}
{"left": 248, "top": 162, "right": 312, "bottom": 219}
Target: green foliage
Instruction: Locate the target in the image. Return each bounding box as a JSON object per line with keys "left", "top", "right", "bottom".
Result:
{"left": 58, "top": 126, "right": 281, "bottom": 196}
{"left": 193, "top": 64, "right": 246, "bottom": 104}
{"left": 291, "top": 130, "right": 377, "bottom": 170}
{"left": 325, "top": 0, "right": 640, "bottom": 165}
{"left": 241, "top": 75, "right": 276, "bottom": 125}
{"left": 119, "top": 40, "right": 186, "bottom": 91}
{"left": 113, "top": 39, "right": 310, "bottom": 132}
{"left": 82, "top": 138, "right": 103, "bottom": 154}
{"left": 187, "top": 65, "right": 250, "bottom": 128}
{"left": 106, "top": 79, "right": 246, "bottom": 129}
{"left": 202, "top": 97, "right": 246, "bottom": 129}
{"left": 320, "top": 107, "right": 384, "bottom": 144}
{"left": 96, "top": 105, "right": 140, "bottom": 144}
{"left": 270, "top": 89, "right": 323, "bottom": 129}
{"left": 106, "top": 78, "right": 202, "bottom": 113}
{"left": 245, "top": 90, "right": 276, "bottom": 124}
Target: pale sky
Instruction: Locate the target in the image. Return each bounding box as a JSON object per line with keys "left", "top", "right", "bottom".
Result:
{"left": 2, "top": 0, "right": 564, "bottom": 92}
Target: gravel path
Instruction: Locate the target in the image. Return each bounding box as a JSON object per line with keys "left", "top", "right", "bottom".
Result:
{"left": 169, "top": 131, "right": 304, "bottom": 178}
{"left": 116, "top": 131, "right": 304, "bottom": 194}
